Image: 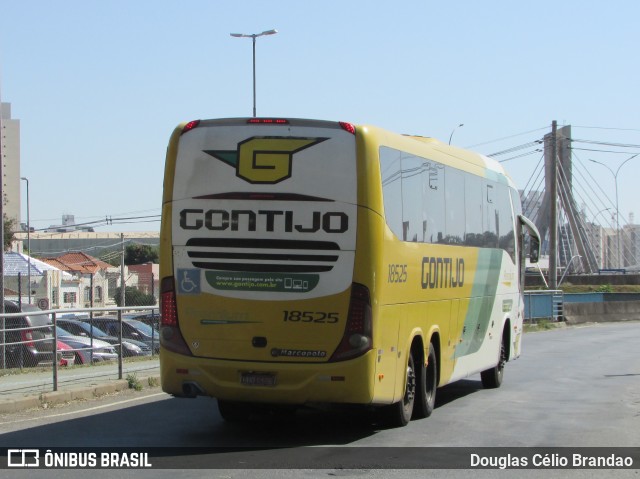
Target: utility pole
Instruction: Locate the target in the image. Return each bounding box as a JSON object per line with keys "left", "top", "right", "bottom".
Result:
{"left": 118, "top": 233, "right": 125, "bottom": 379}
{"left": 549, "top": 121, "right": 558, "bottom": 290}
{"left": 0, "top": 101, "right": 6, "bottom": 370}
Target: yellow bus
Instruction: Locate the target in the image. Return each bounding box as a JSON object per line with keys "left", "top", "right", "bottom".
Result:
{"left": 159, "top": 118, "right": 540, "bottom": 427}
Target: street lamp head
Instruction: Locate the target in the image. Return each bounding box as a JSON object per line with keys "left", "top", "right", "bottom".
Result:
{"left": 448, "top": 123, "right": 464, "bottom": 145}
{"left": 230, "top": 29, "right": 277, "bottom": 39}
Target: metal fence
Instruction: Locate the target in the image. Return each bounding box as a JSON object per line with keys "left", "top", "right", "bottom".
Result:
{"left": 0, "top": 305, "right": 159, "bottom": 392}
{"left": 523, "top": 290, "right": 564, "bottom": 322}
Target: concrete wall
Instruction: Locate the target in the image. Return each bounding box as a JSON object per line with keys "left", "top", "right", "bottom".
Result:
{"left": 563, "top": 300, "right": 640, "bottom": 325}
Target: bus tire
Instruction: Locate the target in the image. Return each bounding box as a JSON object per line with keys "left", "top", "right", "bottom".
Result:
{"left": 217, "top": 400, "right": 251, "bottom": 422}
{"left": 481, "top": 333, "right": 506, "bottom": 389}
{"left": 414, "top": 342, "right": 437, "bottom": 419}
{"left": 383, "top": 352, "right": 416, "bottom": 427}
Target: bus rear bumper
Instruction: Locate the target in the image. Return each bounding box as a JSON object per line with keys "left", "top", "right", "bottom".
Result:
{"left": 160, "top": 348, "right": 377, "bottom": 405}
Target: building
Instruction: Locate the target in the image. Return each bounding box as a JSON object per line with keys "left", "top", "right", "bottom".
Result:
{"left": 3, "top": 251, "right": 72, "bottom": 309}
{"left": 0, "top": 102, "right": 21, "bottom": 228}
{"left": 13, "top": 231, "right": 159, "bottom": 259}
{"left": 41, "top": 252, "right": 116, "bottom": 308}
{"left": 44, "top": 214, "right": 95, "bottom": 233}
{"left": 622, "top": 217, "right": 640, "bottom": 271}
{"left": 128, "top": 263, "right": 159, "bottom": 300}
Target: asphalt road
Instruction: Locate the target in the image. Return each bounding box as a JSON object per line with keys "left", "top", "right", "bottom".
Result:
{"left": 0, "top": 322, "right": 638, "bottom": 478}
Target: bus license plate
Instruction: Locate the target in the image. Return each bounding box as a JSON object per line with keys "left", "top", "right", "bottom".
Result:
{"left": 240, "top": 372, "right": 276, "bottom": 387}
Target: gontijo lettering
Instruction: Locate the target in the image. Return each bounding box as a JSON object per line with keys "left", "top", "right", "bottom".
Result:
{"left": 421, "top": 256, "right": 465, "bottom": 289}
{"left": 179, "top": 209, "right": 349, "bottom": 233}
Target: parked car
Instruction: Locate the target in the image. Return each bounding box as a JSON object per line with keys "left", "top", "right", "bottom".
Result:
{"left": 123, "top": 312, "right": 160, "bottom": 330}
{"left": 2, "top": 301, "right": 55, "bottom": 368}
{"left": 86, "top": 317, "right": 160, "bottom": 354}
{"left": 57, "top": 340, "right": 76, "bottom": 367}
{"left": 54, "top": 326, "right": 118, "bottom": 364}
{"left": 56, "top": 319, "right": 151, "bottom": 357}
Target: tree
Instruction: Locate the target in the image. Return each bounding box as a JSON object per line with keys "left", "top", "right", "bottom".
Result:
{"left": 112, "top": 286, "right": 156, "bottom": 307}
{"left": 3, "top": 216, "right": 16, "bottom": 252}
{"left": 124, "top": 244, "right": 159, "bottom": 265}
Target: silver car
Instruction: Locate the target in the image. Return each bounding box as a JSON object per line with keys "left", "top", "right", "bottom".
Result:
{"left": 55, "top": 326, "right": 118, "bottom": 364}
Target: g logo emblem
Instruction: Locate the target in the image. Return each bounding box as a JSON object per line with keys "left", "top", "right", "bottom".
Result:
{"left": 205, "top": 136, "right": 327, "bottom": 184}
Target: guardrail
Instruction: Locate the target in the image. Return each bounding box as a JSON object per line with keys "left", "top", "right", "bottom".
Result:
{"left": 0, "top": 305, "right": 159, "bottom": 391}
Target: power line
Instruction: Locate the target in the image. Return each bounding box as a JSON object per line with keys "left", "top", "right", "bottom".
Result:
{"left": 488, "top": 140, "right": 543, "bottom": 158}
{"left": 573, "top": 125, "right": 640, "bottom": 133}
{"left": 31, "top": 214, "right": 161, "bottom": 233}
{"left": 572, "top": 138, "right": 640, "bottom": 149}
{"left": 571, "top": 147, "right": 640, "bottom": 155}
{"left": 465, "top": 126, "right": 549, "bottom": 149}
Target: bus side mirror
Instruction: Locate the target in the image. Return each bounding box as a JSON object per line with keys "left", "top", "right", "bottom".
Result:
{"left": 518, "top": 214, "right": 541, "bottom": 264}
{"left": 529, "top": 237, "right": 540, "bottom": 264}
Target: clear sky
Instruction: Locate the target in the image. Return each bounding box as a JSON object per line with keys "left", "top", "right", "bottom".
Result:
{"left": 1, "top": 1, "right": 639, "bottom": 233}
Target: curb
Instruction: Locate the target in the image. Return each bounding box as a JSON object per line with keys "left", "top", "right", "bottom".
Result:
{"left": 0, "top": 375, "right": 161, "bottom": 415}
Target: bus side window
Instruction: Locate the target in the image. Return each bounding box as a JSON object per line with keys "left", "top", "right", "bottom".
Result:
{"left": 423, "top": 163, "right": 445, "bottom": 244}
{"left": 380, "top": 147, "right": 403, "bottom": 239}
{"left": 464, "top": 174, "right": 483, "bottom": 246}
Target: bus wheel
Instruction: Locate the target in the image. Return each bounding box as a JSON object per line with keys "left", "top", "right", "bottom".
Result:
{"left": 383, "top": 352, "right": 416, "bottom": 427}
{"left": 481, "top": 334, "right": 506, "bottom": 388}
{"left": 414, "top": 342, "right": 437, "bottom": 419}
{"left": 217, "top": 400, "right": 251, "bottom": 422}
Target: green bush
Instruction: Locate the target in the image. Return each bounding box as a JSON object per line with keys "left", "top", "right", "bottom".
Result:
{"left": 126, "top": 373, "right": 143, "bottom": 391}
{"left": 112, "top": 286, "right": 156, "bottom": 307}
{"left": 595, "top": 284, "right": 613, "bottom": 293}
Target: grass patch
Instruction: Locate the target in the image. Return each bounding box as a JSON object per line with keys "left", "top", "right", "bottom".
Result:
{"left": 528, "top": 283, "right": 640, "bottom": 293}
{"left": 126, "top": 373, "right": 143, "bottom": 391}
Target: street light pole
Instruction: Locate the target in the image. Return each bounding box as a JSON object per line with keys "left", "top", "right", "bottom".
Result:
{"left": 448, "top": 123, "right": 464, "bottom": 145}
{"left": 230, "top": 29, "right": 278, "bottom": 117}
{"left": 590, "top": 153, "right": 639, "bottom": 269}
{"left": 20, "top": 177, "right": 31, "bottom": 304}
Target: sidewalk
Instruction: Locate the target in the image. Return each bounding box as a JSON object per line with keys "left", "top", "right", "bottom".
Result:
{"left": 0, "top": 357, "right": 160, "bottom": 414}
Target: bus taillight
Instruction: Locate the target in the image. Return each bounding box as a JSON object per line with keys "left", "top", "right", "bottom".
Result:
{"left": 329, "top": 283, "right": 372, "bottom": 362}
{"left": 181, "top": 120, "right": 200, "bottom": 135}
{"left": 161, "top": 277, "right": 177, "bottom": 327}
{"left": 339, "top": 122, "right": 356, "bottom": 135}
{"left": 160, "top": 276, "right": 192, "bottom": 356}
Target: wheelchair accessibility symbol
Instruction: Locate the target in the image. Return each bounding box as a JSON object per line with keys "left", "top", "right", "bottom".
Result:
{"left": 178, "top": 269, "right": 201, "bottom": 294}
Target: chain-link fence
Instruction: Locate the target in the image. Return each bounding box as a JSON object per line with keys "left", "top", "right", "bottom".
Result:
{"left": 0, "top": 304, "right": 160, "bottom": 394}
